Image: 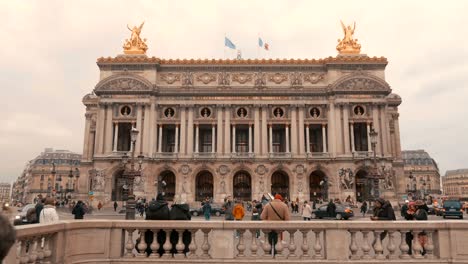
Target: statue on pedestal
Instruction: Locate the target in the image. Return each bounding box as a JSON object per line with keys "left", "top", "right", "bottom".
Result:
{"left": 123, "top": 22, "right": 148, "bottom": 54}
{"left": 336, "top": 20, "right": 361, "bottom": 54}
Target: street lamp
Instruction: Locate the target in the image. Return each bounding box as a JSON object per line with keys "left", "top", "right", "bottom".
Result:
{"left": 368, "top": 128, "right": 381, "bottom": 200}
{"left": 49, "top": 162, "right": 56, "bottom": 197}
{"left": 121, "top": 126, "right": 141, "bottom": 220}
{"left": 67, "top": 167, "right": 80, "bottom": 199}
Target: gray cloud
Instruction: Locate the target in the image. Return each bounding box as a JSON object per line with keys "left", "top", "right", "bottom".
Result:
{"left": 1, "top": 0, "right": 468, "bottom": 183}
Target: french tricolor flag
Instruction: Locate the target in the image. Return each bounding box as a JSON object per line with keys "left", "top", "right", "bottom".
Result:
{"left": 258, "top": 37, "right": 269, "bottom": 51}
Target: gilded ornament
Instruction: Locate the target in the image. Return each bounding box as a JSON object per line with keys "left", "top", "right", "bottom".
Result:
{"left": 336, "top": 20, "right": 361, "bottom": 54}
{"left": 123, "top": 22, "right": 148, "bottom": 55}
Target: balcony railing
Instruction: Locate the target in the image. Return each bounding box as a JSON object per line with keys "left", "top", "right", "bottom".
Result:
{"left": 268, "top": 152, "right": 292, "bottom": 159}
{"left": 306, "top": 152, "right": 330, "bottom": 159}
{"left": 193, "top": 152, "right": 216, "bottom": 160}
{"left": 7, "top": 220, "right": 468, "bottom": 263}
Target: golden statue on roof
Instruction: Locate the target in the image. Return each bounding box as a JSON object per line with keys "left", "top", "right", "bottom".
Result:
{"left": 336, "top": 20, "right": 361, "bottom": 55}
{"left": 123, "top": 22, "right": 148, "bottom": 55}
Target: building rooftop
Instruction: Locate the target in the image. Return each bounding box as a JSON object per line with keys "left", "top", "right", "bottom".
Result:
{"left": 402, "top": 150, "right": 438, "bottom": 168}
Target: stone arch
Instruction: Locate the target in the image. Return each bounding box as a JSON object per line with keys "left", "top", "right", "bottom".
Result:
{"left": 270, "top": 170, "right": 290, "bottom": 200}
{"left": 309, "top": 170, "right": 327, "bottom": 201}
{"left": 331, "top": 72, "right": 391, "bottom": 94}
{"left": 195, "top": 170, "right": 214, "bottom": 202}
{"left": 355, "top": 169, "right": 372, "bottom": 202}
{"left": 232, "top": 170, "right": 252, "bottom": 201}
{"left": 111, "top": 169, "right": 126, "bottom": 202}
{"left": 158, "top": 170, "right": 176, "bottom": 201}
{"left": 94, "top": 73, "right": 153, "bottom": 95}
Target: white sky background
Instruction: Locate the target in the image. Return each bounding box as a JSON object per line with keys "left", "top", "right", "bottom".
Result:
{"left": 1, "top": 0, "right": 467, "bottom": 183}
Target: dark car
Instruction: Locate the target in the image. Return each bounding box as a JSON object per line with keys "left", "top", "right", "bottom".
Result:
{"left": 443, "top": 200, "right": 463, "bottom": 219}
{"left": 190, "top": 205, "right": 225, "bottom": 217}
{"left": 312, "top": 204, "right": 354, "bottom": 220}
{"left": 13, "top": 204, "right": 36, "bottom": 226}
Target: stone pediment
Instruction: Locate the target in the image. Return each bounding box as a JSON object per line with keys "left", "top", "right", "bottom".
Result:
{"left": 331, "top": 72, "right": 391, "bottom": 94}
{"left": 94, "top": 73, "right": 154, "bottom": 95}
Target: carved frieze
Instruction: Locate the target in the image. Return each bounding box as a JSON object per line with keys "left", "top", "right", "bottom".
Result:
{"left": 218, "top": 72, "right": 231, "bottom": 86}
{"left": 254, "top": 71, "right": 267, "bottom": 88}
{"left": 182, "top": 71, "right": 194, "bottom": 86}
{"left": 217, "top": 165, "right": 230, "bottom": 175}
{"left": 100, "top": 78, "right": 150, "bottom": 91}
{"left": 255, "top": 165, "right": 268, "bottom": 175}
{"left": 197, "top": 73, "right": 217, "bottom": 84}
{"left": 160, "top": 73, "right": 181, "bottom": 84}
{"left": 269, "top": 73, "right": 288, "bottom": 84}
{"left": 338, "top": 78, "right": 380, "bottom": 90}
{"left": 179, "top": 164, "right": 192, "bottom": 175}
{"left": 304, "top": 73, "right": 325, "bottom": 84}
{"left": 290, "top": 72, "right": 303, "bottom": 87}
{"left": 232, "top": 73, "right": 252, "bottom": 84}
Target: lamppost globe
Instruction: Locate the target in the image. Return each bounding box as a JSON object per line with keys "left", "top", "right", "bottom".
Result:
{"left": 130, "top": 127, "right": 139, "bottom": 142}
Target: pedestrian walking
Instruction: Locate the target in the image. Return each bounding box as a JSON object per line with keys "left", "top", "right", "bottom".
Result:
{"left": 202, "top": 198, "right": 212, "bottom": 220}
{"left": 72, "top": 200, "right": 86, "bottom": 220}
{"left": 40, "top": 197, "right": 59, "bottom": 224}
{"left": 97, "top": 201, "right": 103, "bottom": 211}
{"left": 360, "top": 201, "right": 368, "bottom": 217}
{"left": 302, "top": 201, "right": 312, "bottom": 221}
{"left": 233, "top": 200, "right": 245, "bottom": 237}
{"left": 261, "top": 194, "right": 291, "bottom": 255}
{"left": 113, "top": 201, "right": 118, "bottom": 212}
{"left": 326, "top": 199, "right": 336, "bottom": 217}
{"left": 223, "top": 196, "right": 234, "bottom": 221}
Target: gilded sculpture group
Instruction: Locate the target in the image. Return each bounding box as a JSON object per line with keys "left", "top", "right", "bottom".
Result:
{"left": 122, "top": 20, "right": 362, "bottom": 55}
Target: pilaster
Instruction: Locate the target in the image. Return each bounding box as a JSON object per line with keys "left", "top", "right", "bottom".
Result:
{"left": 224, "top": 107, "right": 231, "bottom": 155}
{"left": 187, "top": 107, "right": 194, "bottom": 155}
{"left": 254, "top": 107, "right": 260, "bottom": 154}
{"left": 298, "top": 106, "right": 305, "bottom": 154}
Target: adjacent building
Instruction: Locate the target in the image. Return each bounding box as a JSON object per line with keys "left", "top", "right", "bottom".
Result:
{"left": 0, "top": 183, "right": 11, "bottom": 204}
{"left": 76, "top": 23, "right": 405, "bottom": 205}
{"left": 402, "top": 150, "right": 441, "bottom": 199}
{"left": 12, "top": 148, "right": 81, "bottom": 204}
{"left": 442, "top": 169, "right": 468, "bottom": 201}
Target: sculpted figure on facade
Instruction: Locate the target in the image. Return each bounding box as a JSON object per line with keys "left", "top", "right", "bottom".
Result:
{"left": 254, "top": 71, "right": 267, "bottom": 88}
{"left": 182, "top": 72, "right": 194, "bottom": 86}
{"left": 290, "top": 72, "right": 303, "bottom": 87}
{"left": 90, "top": 169, "right": 106, "bottom": 191}
{"left": 382, "top": 167, "right": 395, "bottom": 190}
{"left": 218, "top": 72, "right": 231, "bottom": 86}
{"left": 258, "top": 175, "right": 265, "bottom": 193}
{"left": 336, "top": 20, "right": 361, "bottom": 54}
{"left": 133, "top": 174, "right": 145, "bottom": 192}
{"left": 181, "top": 175, "right": 189, "bottom": 194}
{"left": 123, "top": 22, "right": 148, "bottom": 54}
{"left": 339, "top": 168, "right": 354, "bottom": 190}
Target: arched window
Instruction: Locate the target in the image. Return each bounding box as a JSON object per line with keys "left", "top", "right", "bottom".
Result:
{"left": 195, "top": 171, "right": 213, "bottom": 201}
{"left": 271, "top": 171, "right": 289, "bottom": 199}
{"left": 233, "top": 171, "right": 252, "bottom": 201}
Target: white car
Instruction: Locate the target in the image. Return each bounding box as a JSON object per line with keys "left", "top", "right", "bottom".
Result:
{"left": 14, "top": 204, "right": 36, "bottom": 225}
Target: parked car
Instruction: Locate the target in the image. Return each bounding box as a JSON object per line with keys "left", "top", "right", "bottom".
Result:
{"left": 190, "top": 205, "right": 225, "bottom": 217}
{"left": 443, "top": 200, "right": 463, "bottom": 219}
{"left": 312, "top": 204, "right": 354, "bottom": 220}
{"left": 13, "top": 204, "right": 36, "bottom": 226}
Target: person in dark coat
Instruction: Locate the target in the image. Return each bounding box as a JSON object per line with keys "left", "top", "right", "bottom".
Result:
{"left": 72, "top": 200, "right": 86, "bottom": 219}
{"left": 360, "top": 201, "right": 368, "bottom": 217}
{"left": 371, "top": 198, "right": 396, "bottom": 244}
{"left": 326, "top": 200, "right": 336, "bottom": 217}
{"left": 138, "top": 193, "right": 170, "bottom": 256}
{"left": 35, "top": 198, "right": 44, "bottom": 223}
{"left": 169, "top": 196, "right": 191, "bottom": 256}
{"left": 113, "top": 201, "right": 118, "bottom": 212}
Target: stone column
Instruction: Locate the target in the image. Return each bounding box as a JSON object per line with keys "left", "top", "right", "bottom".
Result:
{"left": 224, "top": 107, "right": 231, "bottom": 155}
{"left": 290, "top": 107, "right": 297, "bottom": 154}
{"left": 135, "top": 104, "right": 143, "bottom": 154}
{"left": 180, "top": 108, "right": 186, "bottom": 155}
{"left": 212, "top": 124, "right": 216, "bottom": 153}
{"left": 158, "top": 125, "right": 163, "bottom": 153}
{"left": 148, "top": 103, "right": 156, "bottom": 157}
{"left": 89, "top": 131, "right": 96, "bottom": 159}
{"left": 254, "top": 107, "right": 260, "bottom": 154}
{"left": 261, "top": 107, "right": 268, "bottom": 155}
{"left": 195, "top": 124, "right": 199, "bottom": 153}
{"left": 187, "top": 107, "right": 194, "bottom": 154}
{"left": 372, "top": 106, "right": 380, "bottom": 156}
{"left": 217, "top": 107, "right": 223, "bottom": 155}
{"left": 306, "top": 124, "right": 310, "bottom": 153}
{"left": 367, "top": 123, "right": 372, "bottom": 152}
{"left": 82, "top": 114, "right": 92, "bottom": 160}
{"left": 328, "top": 102, "right": 336, "bottom": 157}
{"left": 104, "top": 105, "right": 114, "bottom": 154}
{"left": 113, "top": 123, "right": 119, "bottom": 152}
{"left": 298, "top": 107, "right": 305, "bottom": 154}
{"left": 322, "top": 124, "right": 327, "bottom": 153}
{"left": 95, "top": 105, "right": 105, "bottom": 154}
{"left": 142, "top": 105, "right": 151, "bottom": 155}
{"left": 350, "top": 122, "right": 355, "bottom": 152}
{"left": 343, "top": 105, "right": 351, "bottom": 154}
{"left": 285, "top": 125, "right": 290, "bottom": 153}
{"left": 248, "top": 124, "right": 252, "bottom": 154}
{"left": 269, "top": 125, "right": 273, "bottom": 153}
{"left": 174, "top": 125, "right": 179, "bottom": 153}
{"left": 232, "top": 125, "right": 236, "bottom": 153}
{"left": 393, "top": 114, "right": 402, "bottom": 159}
{"left": 381, "top": 105, "right": 389, "bottom": 156}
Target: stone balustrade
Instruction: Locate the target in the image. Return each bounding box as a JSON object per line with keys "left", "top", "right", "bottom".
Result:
{"left": 5, "top": 220, "right": 468, "bottom": 264}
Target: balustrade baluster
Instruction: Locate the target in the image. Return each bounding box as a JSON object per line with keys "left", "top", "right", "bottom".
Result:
{"left": 162, "top": 230, "right": 173, "bottom": 259}
{"left": 36, "top": 235, "right": 44, "bottom": 262}
{"left": 149, "top": 230, "right": 160, "bottom": 258}
{"left": 424, "top": 230, "right": 435, "bottom": 259}
{"left": 28, "top": 237, "right": 38, "bottom": 263}
{"left": 174, "top": 229, "right": 186, "bottom": 259}
{"left": 124, "top": 229, "right": 135, "bottom": 258}
{"left": 300, "top": 230, "right": 309, "bottom": 259}
{"left": 187, "top": 229, "right": 198, "bottom": 258}
{"left": 137, "top": 230, "right": 148, "bottom": 258}
{"left": 373, "top": 230, "right": 385, "bottom": 259}
{"left": 19, "top": 240, "right": 29, "bottom": 264}
{"left": 349, "top": 230, "right": 359, "bottom": 260}
{"left": 42, "top": 235, "right": 52, "bottom": 264}
{"left": 250, "top": 229, "right": 258, "bottom": 257}
{"left": 274, "top": 230, "right": 285, "bottom": 259}
{"left": 262, "top": 230, "right": 272, "bottom": 258}
{"left": 236, "top": 230, "right": 246, "bottom": 257}
{"left": 313, "top": 230, "right": 323, "bottom": 259}
{"left": 399, "top": 230, "right": 410, "bottom": 259}
{"left": 387, "top": 231, "right": 398, "bottom": 259}
{"left": 287, "top": 229, "right": 298, "bottom": 259}
{"left": 361, "top": 231, "right": 372, "bottom": 259}
{"left": 201, "top": 229, "right": 211, "bottom": 258}
{"left": 412, "top": 230, "right": 423, "bottom": 259}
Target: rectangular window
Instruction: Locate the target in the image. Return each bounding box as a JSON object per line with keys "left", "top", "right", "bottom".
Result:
{"left": 117, "top": 123, "right": 132, "bottom": 151}
{"left": 236, "top": 127, "right": 249, "bottom": 153}
{"left": 272, "top": 127, "right": 286, "bottom": 153}
{"left": 354, "top": 123, "right": 368, "bottom": 151}
{"left": 308, "top": 125, "right": 324, "bottom": 152}
{"left": 162, "top": 126, "right": 176, "bottom": 152}
{"left": 200, "top": 127, "right": 212, "bottom": 153}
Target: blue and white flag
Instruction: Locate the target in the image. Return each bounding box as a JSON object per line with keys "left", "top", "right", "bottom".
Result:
{"left": 225, "top": 37, "right": 236, "bottom": 49}
{"left": 258, "top": 37, "right": 264, "bottom": 47}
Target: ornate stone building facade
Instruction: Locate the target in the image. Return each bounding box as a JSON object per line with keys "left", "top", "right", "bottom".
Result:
{"left": 12, "top": 148, "right": 81, "bottom": 204}
{"left": 78, "top": 54, "right": 405, "bottom": 204}
{"left": 402, "top": 150, "right": 441, "bottom": 199}
{"left": 443, "top": 169, "right": 468, "bottom": 201}
{"left": 0, "top": 183, "right": 11, "bottom": 204}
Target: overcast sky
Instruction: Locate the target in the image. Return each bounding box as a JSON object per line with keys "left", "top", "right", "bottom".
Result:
{"left": 1, "top": 0, "right": 467, "bottom": 183}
